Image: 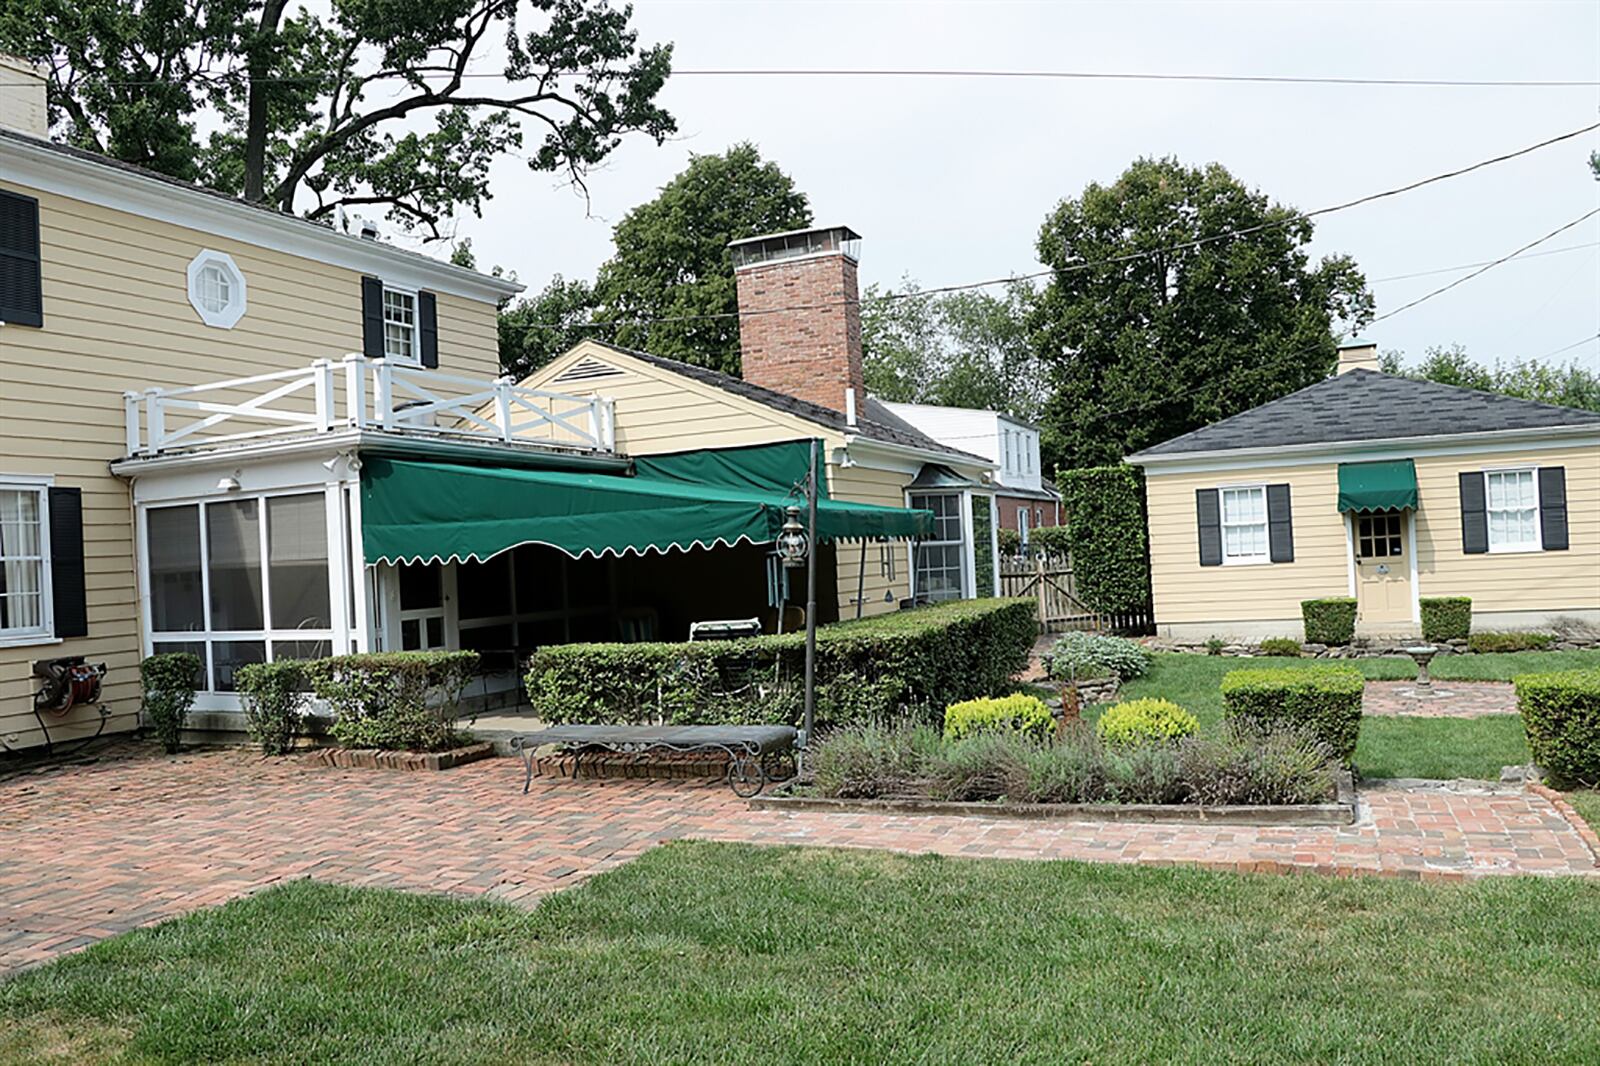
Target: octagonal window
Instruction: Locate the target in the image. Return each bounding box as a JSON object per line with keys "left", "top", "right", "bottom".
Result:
{"left": 186, "top": 250, "right": 248, "bottom": 328}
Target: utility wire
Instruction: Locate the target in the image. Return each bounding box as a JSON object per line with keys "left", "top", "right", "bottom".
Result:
{"left": 1530, "top": 332, "right": 1600, "bottom": 362}
{"left": 1371, "top": 207, "right": 1600, "bottom": 323}
{"left": 3, "top": 67, "right": 1596, "bottom": 90}
{"left": 1369, "top": 240, "right": 1600, "bottom": 283}
{"left": 497, "top": 120, "right": 1600, "bottom": 338}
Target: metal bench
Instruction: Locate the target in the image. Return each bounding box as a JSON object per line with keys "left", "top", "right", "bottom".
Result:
{"left": 508, "top": 724, "right": 798, "bottom": 797}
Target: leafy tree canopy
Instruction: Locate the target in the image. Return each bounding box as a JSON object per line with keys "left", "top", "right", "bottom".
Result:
{"left": 0, "top": 0, "right": 675, "bottom": 239}
{"left": 592, "top": 142, "right": 812, "bottom": 375}
{"left": 862, "top": 279, "right": 1045, "bottom": 420}
{"left": 1031, "top": 157, "right": 1373, "bottom": 471}
{"left": 1381, "top": 343, "right": 1600, "bottom": 412}
{"left": 499, "top": 274, "right": 599, "bottom": 379}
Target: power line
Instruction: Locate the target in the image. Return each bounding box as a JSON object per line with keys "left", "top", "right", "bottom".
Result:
{"left": 1369, "top": 241, "right": 1600, "bottom": 283}
{"left": 498, "top": 120, "right": 1600, "bottom": 338}
{"left": 1371, "top": 207, "right": 1600, "bottom": 323}
{"left": 1531, "top": 332, "right": 1600, "bottom": 362}
{"left": 3, "top": 67, "right": 1597, "bottom": 90}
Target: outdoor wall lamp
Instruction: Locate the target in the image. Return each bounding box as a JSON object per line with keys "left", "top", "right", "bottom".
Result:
{"left": 776, "top": 506, "right": 810, "bottom": 568}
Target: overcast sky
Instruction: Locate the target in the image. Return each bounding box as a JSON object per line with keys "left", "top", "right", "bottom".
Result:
{"left": 455, "top": 0, "right": 1600, "bottom": 370}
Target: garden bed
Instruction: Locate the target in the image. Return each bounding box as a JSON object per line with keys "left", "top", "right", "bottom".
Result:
{"left": 307, "top": 741, "right": 495, "bottom": 772}
{"left": 752, "top": 769, "right": 1355, "bottom": 825}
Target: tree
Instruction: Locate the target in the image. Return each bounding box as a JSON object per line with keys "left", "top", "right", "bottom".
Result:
{"left": 499, "top": 274, "right": 599, "bottom": 378}
{"left": 593, "top": 143, "right": 811, "bottom": 375}
{"left": 1, "top": 0, "right": 675, "bottom": 239}
{"left": 1383, "top": 344, "right": 1600, "bottom": 412}
{"left": 1030, "top": 157, "right": 1373, "bottom": 471}
{"left": 862, "top": 279, "right": 1045, "bottom": 420}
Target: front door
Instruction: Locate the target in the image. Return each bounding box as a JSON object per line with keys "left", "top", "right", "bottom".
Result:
{"left": 1353, "top": 509, "right": 1412, "bottom": 629}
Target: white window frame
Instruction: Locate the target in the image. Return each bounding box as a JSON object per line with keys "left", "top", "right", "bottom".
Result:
{"left": 1219, "top": 482, "right": 1271, "bottom": 566}
{"left": 381, "top": 283, "right": 422, "bottom": 365}
{"left": 0, "top": 475, "right": 56, "bottom": 648}
{"left": 907, "top": 490, "right": 969, "bottom": 601}
{"left": 185, "top": 250, "right": 248, "bottom": 329}
{"left": 1483, "top": 466, "right": 1542, "bottom": 554}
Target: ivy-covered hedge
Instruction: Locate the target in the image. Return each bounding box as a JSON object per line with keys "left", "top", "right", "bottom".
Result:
{"left": 1301, "top": 598, "right": 1357, "bottom": 646}
{"left": 1220, "top": 666, "right": 1364, "bottom": 762}
{"left": 1057, "top": 465, "right": 1150, "bottom": 616}
{"left": 526, "top": 598, "right": 1038, "bottom": 730}
{"left": 1514, "top": 670, "right": 1600, "bottom": 788}
{"left": 1421, "top": 597, "right": 1472, "bottom": 642}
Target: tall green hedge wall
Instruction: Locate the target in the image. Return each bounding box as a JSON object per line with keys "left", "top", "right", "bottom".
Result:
{"left": 526, "top": 598, "right": 1038, "bottom": 730}
{"left": 1058, "top": 465, "right": 1152, "bottom": 615}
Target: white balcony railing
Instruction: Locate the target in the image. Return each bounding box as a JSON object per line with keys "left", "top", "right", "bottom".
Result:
{"left": 124, "top": 354, "right": 616, "bottom": 457}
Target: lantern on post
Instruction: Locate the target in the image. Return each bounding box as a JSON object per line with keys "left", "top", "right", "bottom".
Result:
{"left": 776, "top": 506, "right": 809, "bottom": 569}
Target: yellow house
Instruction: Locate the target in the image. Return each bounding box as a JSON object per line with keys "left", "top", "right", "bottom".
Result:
{"left": 1126, "top": 341, "right": 1600, "bottom": 641}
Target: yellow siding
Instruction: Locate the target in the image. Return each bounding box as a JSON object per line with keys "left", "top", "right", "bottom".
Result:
{"left": 1414, "top": 443, "right": 1600, "bottom": 614}
{"left": 1144, "top": 463, "right": 1350, "bottom": 631}
{"left": 830, "top": 464, "right": 916, "bottom": 618}
{"left": 0, "top": 180, "right": 500, "bottom": 750}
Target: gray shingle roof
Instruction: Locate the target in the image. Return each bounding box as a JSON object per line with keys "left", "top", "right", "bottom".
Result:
{"left": 589, "top": 341, "right": 992, "bottom": 465}
{"left": 1129, "top": 369, "right": 1600, "bottom": 458}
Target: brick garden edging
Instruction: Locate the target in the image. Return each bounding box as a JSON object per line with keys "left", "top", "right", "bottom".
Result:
{"left": 308, "top": 742, "right": 496, "bottom": 772}
{"left": 750, "top": 770, "right": 1356, "bottom": 827}
{"left": 1528, "top": 784, "right": 1600, "bottom": 866}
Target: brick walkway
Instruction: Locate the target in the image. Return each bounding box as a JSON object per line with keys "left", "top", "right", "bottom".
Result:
{"left": 1362, "top": 680, "right": 1518, "bottom": 718}
{"left": 2, "top": 746, "right": 1595, "bottom": 975}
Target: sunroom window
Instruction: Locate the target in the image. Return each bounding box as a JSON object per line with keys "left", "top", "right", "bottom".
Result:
{"left": 910, "top": 492, "right": 965, "bottom": 601}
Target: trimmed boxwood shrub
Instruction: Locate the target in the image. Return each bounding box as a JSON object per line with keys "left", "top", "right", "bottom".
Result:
{"left": 1096, "top": 698, "right": 1199, "bottom": 747}
{"left": 1057, "top": 465, "right": 1150, "bottom": 616}
{"left": 307, "top": 651, "right": 478, "bottom": 752}
{"left": 1257, "top": 637, "right": 1302, "bottom": 657}
{"left": 1301, "top": 598, "right": 1357, "bottom": 646}
{"left": 1421, "top": 596, "right": 1472, "bottom": 642}
{"left": 139, "top": 652, "right": 202, "bottom": 754}
{"left": 236, "top": 660, "right": 311, "bottom": 755}
{"left": 526, "top": 598, "right": 1038, "bottom": 730}
{"left": 944, "top": 694, "right": 1054, "bottom": 742}
{"left": 1470, "top": 631, "right": 1554, "bottom": 654}
{"left": 1221, "top": 666, "right": 1364, "bottom": 762}
{"left": 1514, "top": 670, "right": 1600, "bottom": 788}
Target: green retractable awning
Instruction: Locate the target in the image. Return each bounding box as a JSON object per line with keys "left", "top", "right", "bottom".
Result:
{"left": 1337, "top": 459, "right": 1417, "bottom": 513}
{"left": 360, "top": 443, "right": 934, "bottom": 565}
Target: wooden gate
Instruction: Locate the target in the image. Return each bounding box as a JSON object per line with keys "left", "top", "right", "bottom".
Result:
{"left": 1000, "top": 554, "right": 1152, "bottom": 635}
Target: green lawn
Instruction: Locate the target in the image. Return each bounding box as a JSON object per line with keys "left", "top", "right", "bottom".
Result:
{"left": 4, "top": 843, "right": 1600, "bottom": 1064}
{"left": 1567, "top": 790, "right": 1600, "bottom": 831}
{"left": 1090, "top": 650, "right": 1600, "bottom": 781}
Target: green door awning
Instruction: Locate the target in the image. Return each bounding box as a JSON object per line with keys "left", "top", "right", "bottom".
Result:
{"left": 1337, "top": 459, "right": 1417, "bottom": 513}
{"left": 360, "top": 443, "right": 934, "bottom": 565}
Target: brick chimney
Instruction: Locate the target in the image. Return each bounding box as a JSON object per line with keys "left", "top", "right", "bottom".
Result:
{"left": 0, "top": 55, "right": 48, "bottom": 138}
{"left": 1337, "top": 339, "right": 1380, "bottom": 375}
{"left": 730, "top": 225, "right": 865, "bottom": 413}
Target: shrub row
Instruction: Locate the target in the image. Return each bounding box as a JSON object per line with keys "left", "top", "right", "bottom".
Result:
{"left": 809, "top": 722, "right": 1336, "bottom": 807}
{"left": 1220, "top": 666, "right": 1364, "bottom": 761}
{"left": 1515, "top": 670, "right": 1600, "bottom": 789}
{"left": 526, "top": 598, "right": 1039, "bottom": 730}
{"left": 1469, "top": 631, "right": 1553, "bottom": 654}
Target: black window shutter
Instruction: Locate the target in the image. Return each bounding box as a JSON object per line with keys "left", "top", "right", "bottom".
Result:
{"left": 1459, "top": 471, "right": 1488, "bottom": 554}
{"left": 360, "top": 276, "right": 385, "bottom": 359}
{"left": 1266, "top": 483, "right": 1294, "bottom": 563}
{"left": 1196, "top": 488, "right": 1222, "bottom": 566}
{"left": 1539, "top": 466, "right": 1568, "bottom": 551}
{"left": 418, "top": 290, "right": 438, "bottom": 368}
{"left": 48, "top": 487, "right": 87, "bottom": 638}
{"left": 0, "top": 189, "right": 44, "bottom": 328}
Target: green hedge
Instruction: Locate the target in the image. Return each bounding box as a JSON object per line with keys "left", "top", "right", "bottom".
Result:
{"left": 140, "top": 652, "right": 202, "bottom": 754}
{"left": 1470, "top": 631, "right": 1554, "bottom": 654}
{"left": 1514, "top": 670, "right": 1600, "bottom": 788}
{"left": 1058, "top": 465, "right": 1150, "bottom": 616}
{"left": 1421, "top": 597, "right": 1472, "bottom": 642}
{"left": 306, "top": 651, "right": 478, "bottom": 751}
{"left": 1221, "top": 666, "right": 1364, "bottom": 762}
{"left": 526, "top": 598, "right": 1038, "bottom": 730}
{"left": 1301, "top": 598, "right": 1356, "bottom": 646}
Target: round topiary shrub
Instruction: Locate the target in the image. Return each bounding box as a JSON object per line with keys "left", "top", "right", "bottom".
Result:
{"left": 1096, "top": 698, "right": 1199, "bottom": 748}
{"left": 944, "top": 693, "right": 1054, "bottom": 742}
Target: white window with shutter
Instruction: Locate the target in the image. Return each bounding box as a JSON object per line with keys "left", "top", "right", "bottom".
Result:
{"left": 1485, "top": 468, "right": 1540, "bottom": 552}
{"left": 1220, "top": 485, "right": 1269, "bottom": 564}
{"left": 0, "top": 481, "right": 52, "bottom": 644}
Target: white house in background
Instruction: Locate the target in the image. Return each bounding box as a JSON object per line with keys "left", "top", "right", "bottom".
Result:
{"left": 880, "top": 404, "right": 1061, "bottom": 541}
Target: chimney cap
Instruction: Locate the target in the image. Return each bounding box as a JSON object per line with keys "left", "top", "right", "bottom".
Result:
{"left": 1338, "top": 337, "right": 1376, "bottom": 350}
{"left": 729, "top": 225, "right": 861, "bottom": 270}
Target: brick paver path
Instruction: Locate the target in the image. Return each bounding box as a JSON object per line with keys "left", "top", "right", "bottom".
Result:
{"left": 2, "top": 746, "right": 1595, "bottom": 974}
{"left": 1363, "top": 680, "right": 1518, "bottom": 718}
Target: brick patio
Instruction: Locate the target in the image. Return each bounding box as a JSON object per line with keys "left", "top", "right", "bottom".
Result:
{"left": 2, "top": 744, "right": 1595, "bottom": 975}
{"left": 1362, "top": 680, "right": 1519, "bottom": 718}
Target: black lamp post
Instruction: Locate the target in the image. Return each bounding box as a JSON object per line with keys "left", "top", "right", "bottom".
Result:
{"left": 777, "top": 440, "right": 820, "bottom": 758}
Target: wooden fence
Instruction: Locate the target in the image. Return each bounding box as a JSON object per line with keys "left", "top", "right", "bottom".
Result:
{"left": 999, "top": 553, "right": 1153, "bottom": 635}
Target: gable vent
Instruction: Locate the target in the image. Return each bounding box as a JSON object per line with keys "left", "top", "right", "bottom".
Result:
{"left": 553, "top": 357, "right": 626, "bottom": 384}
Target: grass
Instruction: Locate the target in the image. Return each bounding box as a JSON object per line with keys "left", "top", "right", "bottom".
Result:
{"left": 1567, "top": 790, "right": 1600, "bottom": 831}
{"left": 5, "top": 843, "right": 1600, "bottom": 1064}
{"left": 1085, "top": 650, "right": 1600, "bottom": 781}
